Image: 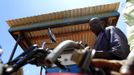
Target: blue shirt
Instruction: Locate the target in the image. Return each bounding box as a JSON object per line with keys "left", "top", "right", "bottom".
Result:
{"left": 94, "top": 26, "right": 130, "bottom": 60}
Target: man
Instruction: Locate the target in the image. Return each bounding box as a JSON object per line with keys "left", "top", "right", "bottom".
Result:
{"left": 90, "top": 0, "right": 134, "bottom": 74}
{"left": 89, "top": 17, "right": 130, "bottom": 60}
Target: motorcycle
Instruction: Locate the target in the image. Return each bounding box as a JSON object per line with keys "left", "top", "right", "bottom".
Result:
{"left": 0, "top": 28, "right": 107, "bottom": 75}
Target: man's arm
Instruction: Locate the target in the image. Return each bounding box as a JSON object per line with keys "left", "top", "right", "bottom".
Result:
{"left": 91, "top": 59, "right": 125, "bottom": 72}
{"left": 109, "top": 27, "right": 130, "bottom": 59}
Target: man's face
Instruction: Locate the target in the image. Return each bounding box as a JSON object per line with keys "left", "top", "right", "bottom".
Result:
{"left": 89, "top": 18, "right": 103, "bottom": 35}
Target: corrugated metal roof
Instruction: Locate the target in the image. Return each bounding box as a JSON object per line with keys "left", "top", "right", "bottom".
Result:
{"left": 6, "top": 2, "right": 120, "bottom": 51}
{"left": 7, "top": 2, "right": 119, "bottom": 27}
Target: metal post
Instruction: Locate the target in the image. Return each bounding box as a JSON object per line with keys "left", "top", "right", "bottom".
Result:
{"left": 8, "top": 35, "right": 22, "bottom": 63}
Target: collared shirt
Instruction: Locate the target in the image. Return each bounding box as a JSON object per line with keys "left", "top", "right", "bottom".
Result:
{"left": 94, "top": 26, "right": 130, "bottom": 60}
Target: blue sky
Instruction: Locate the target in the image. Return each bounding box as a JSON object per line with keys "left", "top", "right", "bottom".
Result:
{"left": 0, "top": 0, "right": 126, "bottom": 75}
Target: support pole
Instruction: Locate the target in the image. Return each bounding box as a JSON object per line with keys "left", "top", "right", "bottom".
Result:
{"left": 8, "top": 35, "right": 22, "bottom": 63}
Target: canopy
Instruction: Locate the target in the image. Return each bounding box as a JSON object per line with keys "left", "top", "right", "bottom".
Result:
{"left": 7, "top": 2, "right": 120, "bottom": 51}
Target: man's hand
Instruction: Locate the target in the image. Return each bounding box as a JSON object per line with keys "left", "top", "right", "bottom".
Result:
{"left": 91, "top": 59, "right": 125, "bottom": 72}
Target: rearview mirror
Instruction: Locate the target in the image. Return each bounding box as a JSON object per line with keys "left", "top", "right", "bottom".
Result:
{"left": 47, "top": 28, "right": 56, "bottom": 43}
